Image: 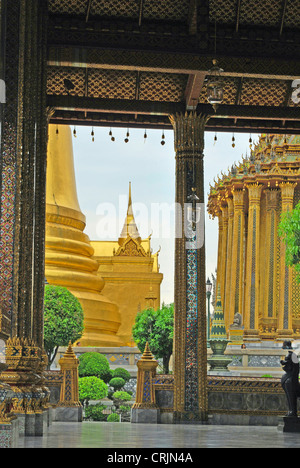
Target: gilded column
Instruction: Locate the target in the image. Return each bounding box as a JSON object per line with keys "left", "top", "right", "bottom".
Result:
{"left": 228, "top": 188, "right": 245, "bottom": 328}
{"left": 277, "top": 182, "right": 297, "bottom": 338}
{"left": 0, "top": 0, "right": 48, "bottom": 344}
{"left": 261, "top": 189, "right": 280, "bottom": 335}
{"left": 169, "top": 111, "right": 210, "bottom": 423}
{"left": 243, "top": 183, "right": 263, "bottom": 341}
{"left": 219, "top": 204, "right": 229, "bottom": 315}
{"left": 224, "top": 197, "right": 234, "bottom": 330}
{"left": 215, "top": 211, "right": 223, "bottom": 299}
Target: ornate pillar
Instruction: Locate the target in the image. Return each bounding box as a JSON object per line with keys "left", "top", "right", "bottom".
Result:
{"left": 215, "top": 210, "right": 223, "bottom": 296}
{"left": 243, "top": 183, "right": 263, "bottom": 341}
{"left": 224, "top": 197, "right": 234, "bottom": 330}
{"left": 261, "top": 188, "right": 280, "bottom": 337}
{"left": 228, "top": 188, "right": 245, "bottom": 328}
{"left": 0, "top": 0, "right": 49, "bottom": 431}
{"left": 277, "top": 183, "right": 297, "bottom": 339}
{"left": 169, "top": 111, "right": 210, "bottom": 423}
{"left": 0, "top": 0, "right": 48, "bottom": 346}
{"left": 219, "top": 204, "right": 229, "bottom": 315}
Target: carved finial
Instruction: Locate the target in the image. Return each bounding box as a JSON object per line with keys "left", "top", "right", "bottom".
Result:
{"left": 141, "top": 342, "right": 156, "bottom": 361}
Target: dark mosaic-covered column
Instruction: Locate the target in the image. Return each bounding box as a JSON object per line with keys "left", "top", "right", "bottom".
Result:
{"left": 0, "top": 0, "right": 48, "bottom": 347}
{"left": 169, "top": 112, "right": 210, "bottom": 423}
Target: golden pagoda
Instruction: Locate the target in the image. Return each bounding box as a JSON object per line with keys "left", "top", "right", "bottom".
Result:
{"left": 207, "top": 134, "right": 300, "bottom": 343}
{"left": 45, "top": 125, "right": 163, "bottom": 348}
{"left": 91, "top": 183, "right": 163, "bottom": 346}
{"left": 45, "top": 125, "right": 122, "bottom": 347}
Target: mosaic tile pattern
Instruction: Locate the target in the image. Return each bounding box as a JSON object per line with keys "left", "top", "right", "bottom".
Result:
{"left": 185, "top": 247, "right": 198, "bottom": 412}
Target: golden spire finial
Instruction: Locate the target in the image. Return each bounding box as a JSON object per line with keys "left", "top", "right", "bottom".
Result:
{"left": 118, "top": 182, "right": 141, "bottom": 245}
{"left": 64, "top": 341, "right": 76, "bottom": 358}
{"left": 141, "top": 342, "right": 156, "bottom": 361}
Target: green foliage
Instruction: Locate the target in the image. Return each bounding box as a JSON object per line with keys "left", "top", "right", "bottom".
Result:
{"left": 101, "top": 368, "right": 114, "bottom": 384}
{"left": 119, "top": 405, "right": 131, "bottom": 412}
{"left": 112, "top": 367, "right": 131, "bottom": 382}
{"left": 132, "top": 303, "right": 174, "bottom": 374}
{"left": 44, "top": 285, "right": 84, "bottom": 367}
{"left": 278, "top": 202, "right": 300, "bottom": 279}
{"left": 84, "top": 404, "right": 107, "bottom": 421}
{"left": 108, "top": 377, "right": 126, "bottom": 391}
{"left": 78, "top": 352, "right": 111, "bottom": 381}
{"left": 78, "top": 376, "right": 108, "bottom": 405}
{"left": 107, "top": 413, "right": 120, "bottom": 422}
{"left": 112, "top": 391, "right": 132, "bottom": 402}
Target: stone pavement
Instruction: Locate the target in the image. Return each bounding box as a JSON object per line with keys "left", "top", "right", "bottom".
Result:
{"left": 17, "top": 421, "right": 300, "bottom": 449}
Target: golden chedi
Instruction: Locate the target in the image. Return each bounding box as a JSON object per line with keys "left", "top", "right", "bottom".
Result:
{"left": 45, "top": 125, "right": 122, "bottom": 347}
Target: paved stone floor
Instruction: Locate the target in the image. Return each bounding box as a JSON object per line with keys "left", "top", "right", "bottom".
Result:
{"left": 17, "top": 421, "right": 300, "bottom": 449}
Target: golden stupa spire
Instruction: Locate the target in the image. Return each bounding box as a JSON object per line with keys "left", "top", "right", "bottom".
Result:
{"left": 119, "top": 182, "right": 141, "bottom": 245}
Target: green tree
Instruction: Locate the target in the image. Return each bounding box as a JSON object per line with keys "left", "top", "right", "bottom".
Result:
{"left": 278, "top": 202, "right": 300, "bottom": 278}
{"left": 108, "top": 377, "right": 126, "bottom": 391}
{"left": 132, "top": 303, "right": 174, "bottom": 374}
{"left": 78, "top": 352, "right": 112, "bottom": 382}
{"left": 79, "top": 376, "right": 108, "bottom": 406}
{"left": 44, "top": 285, "right": 84, "bottom": 367}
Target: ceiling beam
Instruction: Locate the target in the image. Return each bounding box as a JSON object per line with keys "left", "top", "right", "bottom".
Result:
{"left": 47, "top": 46, "right": 300, "bottom": 80}
{"left": 184, "top": 72, "right": 206, "bottom": 109}
{"left": 50, "top": 112, "right": 300, "bottom": 134}
{"left": 47, "top": 94, "right": 300, "bottom": 122}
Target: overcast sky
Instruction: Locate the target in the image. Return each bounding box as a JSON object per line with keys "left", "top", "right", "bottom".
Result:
{"left": 72, "top": 126, "right": 258, "bottom": 305}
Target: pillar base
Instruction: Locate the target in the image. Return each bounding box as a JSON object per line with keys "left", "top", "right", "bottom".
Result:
{"left": 173, "top": 411, "right": 208, "bottom": 424}
{"left": 54, "top": 406, "right": 83, "bottom": 422}
{"left": 131, "top": 408, "right": 159, "bottom": 424}
{"left": 279, "top": 416, "right": 300, "bottom": 433}
{"left": 35, "top": 410, "right": 49, "bottom": 437}
{"left": 0, "top": 419, "right": 19, "bottom": 448}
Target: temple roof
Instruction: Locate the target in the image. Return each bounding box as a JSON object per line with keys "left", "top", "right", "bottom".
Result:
{"left": 207, "top": 133, "right": 300, "bottom": 216}
{"left": 47, "top": 0, "right": 300, "bottom": 134}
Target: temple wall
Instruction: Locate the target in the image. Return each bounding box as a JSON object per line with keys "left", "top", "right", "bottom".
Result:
{"left": 208, "top": 135, "right": 300, "bottom": 343}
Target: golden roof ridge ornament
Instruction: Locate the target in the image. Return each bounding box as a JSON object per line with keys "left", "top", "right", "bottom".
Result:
{"left": 118, "top": 182, "right": 141, "bottom": 246}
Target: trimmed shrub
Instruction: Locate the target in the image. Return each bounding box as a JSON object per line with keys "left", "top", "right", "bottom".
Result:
{"left": 79, "top": 376, "right": 108, "bottom": 405}
{"left": 112, "top": 391, "right": 132, "bottom": 402}
{"left": 119, "top": 405, "right": 131, "bottom": 413}
{"left": 108, "top": 377, "right": 126, "bottom": 391}
{"left": 107, "top": 413, "right": 120, "bottom": 422}
{"left": 112, "top": 367, "right": 131, "bottom": 382}
{"left": 84, "top": 404, "right": 107, "bottom": 421}
{"left": 78, "top": 352, "right": 111, "bottom": 381}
